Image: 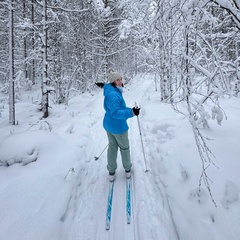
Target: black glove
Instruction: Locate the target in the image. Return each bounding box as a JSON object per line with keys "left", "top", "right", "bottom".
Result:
{"left": 95, "top": 82, "right": 104, "bottom": 88}
{"left": 132, "top": 107, "right": 140, "bottom": 116}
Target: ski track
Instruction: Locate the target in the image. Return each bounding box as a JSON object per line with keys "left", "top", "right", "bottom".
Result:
{"left": 128, "top": 77, "right": 180, "bottom": 240}
{"left": 60, "top": 77, "right": 179, "bottom": 240}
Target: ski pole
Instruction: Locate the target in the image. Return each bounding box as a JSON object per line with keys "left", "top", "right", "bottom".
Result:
{"left": 94, "top": 144, "right": 108, "bottom": 160}
{"left": 135, "top": 102, "right": 148, "bottom": 172}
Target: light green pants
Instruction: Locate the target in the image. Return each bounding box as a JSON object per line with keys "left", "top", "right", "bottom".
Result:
{"left": 106, "top": 131, "right": 132, "bottom": 173}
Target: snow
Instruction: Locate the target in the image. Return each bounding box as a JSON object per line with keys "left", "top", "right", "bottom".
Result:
{"left": 0, "top": 75, "right": 240, "bottom": 240}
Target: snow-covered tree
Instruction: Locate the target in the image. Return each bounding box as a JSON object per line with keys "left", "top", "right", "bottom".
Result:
{"left": 0, "top": 0, "right": 240, "bottom": 123}
{"left": 8, "top": 0, "right": 15, "bottom": 125}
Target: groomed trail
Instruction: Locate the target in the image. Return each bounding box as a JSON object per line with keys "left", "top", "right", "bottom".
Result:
{"left": 59, "top": 75, "right": 180, "bottom": 240}
{"left": 1, "top": 74, "right": 240, "bottom": 240}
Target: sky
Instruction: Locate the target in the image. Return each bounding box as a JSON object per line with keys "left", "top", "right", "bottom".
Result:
{"left": 0, "top": 74, "right": 240, "bottom": 240}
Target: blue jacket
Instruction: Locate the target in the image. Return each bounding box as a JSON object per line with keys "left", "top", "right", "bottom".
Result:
{"left": 103, "top": 84, "right": 133, "bottom": 134}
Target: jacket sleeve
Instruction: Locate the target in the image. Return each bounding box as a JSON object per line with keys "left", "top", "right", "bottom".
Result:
{"left": 107, "top": 93, "right": 133, "bottom": 120}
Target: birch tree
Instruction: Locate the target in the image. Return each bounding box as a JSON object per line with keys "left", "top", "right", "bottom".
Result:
{"left": 40, "top": 0, "right": 49, "bottom": 118}
{"left": 22, "top": 0, "right": 28, "bottom": 82}
{"left": 0, "top": 2, "right": 9, "bottom": 88}
{"left": 9, "top": 0, "right": 15, "bottom": 125}
{"left": 151, "top": 0, "right": 182, "bottom": 102}
{"left": 31, "top": 0, "right": 36, "bottom": 85}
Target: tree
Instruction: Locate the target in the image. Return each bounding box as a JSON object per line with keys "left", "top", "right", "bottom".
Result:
{"left": 31, "top": 0, "right": 36, "bottom": 85}
{"left": 0, "top": 1, "right": 10, "bottom": 91}
{"left": 178, "top": 0, "right": 240, "bottom": 205}
{"left": 91, "top": 0, "right": 125, "bottom": 79}
{"left": 0, "top": 0, "right": 239, "bottom": 123}
{"left": 40, "top": 0, "right": 49, "bottom": 118}
{"left": 9, "top": 0, "right": 15, "bottom": 125}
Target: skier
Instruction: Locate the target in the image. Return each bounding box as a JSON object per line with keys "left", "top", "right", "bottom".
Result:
{"left": 96, "top": 69, "right": 140, "bottom": 182}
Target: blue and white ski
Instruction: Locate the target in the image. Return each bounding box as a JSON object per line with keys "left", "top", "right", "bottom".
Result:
{"left": 126, "top": 178, "right": 131, "bottom": 224}
{"left": 106, "top": 181, "right": 114, "bottom": 230}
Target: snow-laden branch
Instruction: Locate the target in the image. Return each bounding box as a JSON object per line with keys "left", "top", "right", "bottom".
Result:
{"left": 211, "top": 0, "right": 240, "bottom": 29}
{"left": 0, "top": 2, "right": 8, "bottom": 7}
{"left": 36, "top": 0, "right": 89, "bottom": 13}
{"left": 183, "top": 0, "right": 240, "bottom": 28}
{"left": 186, "top": 95, "right": 218, "bottom": 207}
{"left": 183, "top": 54, "right": 216, "bottom": 79}
{"left": 47, "top": 6, "right": 89, "bottom": 13}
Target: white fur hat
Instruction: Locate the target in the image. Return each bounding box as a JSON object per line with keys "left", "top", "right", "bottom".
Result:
{"left": 108, "top": 69, "right": 122, "bottom": 83}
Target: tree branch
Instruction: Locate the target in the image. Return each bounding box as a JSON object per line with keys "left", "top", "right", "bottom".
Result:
{"left": 47, "top": 6, "right": 89, "bottom": 13}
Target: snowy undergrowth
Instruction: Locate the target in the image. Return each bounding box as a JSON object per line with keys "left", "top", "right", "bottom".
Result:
{"left": 136, "top": 87, "right": 240, "bottom": 240}
{"left": 0, "top": 75, "right": 240, "bottom": 240}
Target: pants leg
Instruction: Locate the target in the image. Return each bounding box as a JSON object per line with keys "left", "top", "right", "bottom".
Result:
{"left": 106, "top": 131, "right": 118, "bottom": 173}
{"left": 113, "top": 131, "right": 132, "bottom": 172}
{"left": 106, "top": 131, "right": 132, "bottom": 173}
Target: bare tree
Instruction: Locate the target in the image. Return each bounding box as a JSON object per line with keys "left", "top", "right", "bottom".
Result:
{"left": 31, "top": 0, "right": 36, "bottom": 85}
{"left": 22, "top": 0, "right": 28, "bottom": 82}
{"left": 8, "top": 0, "right": 15, "bottom": 125}
{"left": 40, "top": 0, "right": 49, "bottom": 118}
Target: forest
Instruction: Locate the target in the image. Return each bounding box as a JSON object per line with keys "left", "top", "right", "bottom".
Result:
{"left": 0, "top": 0, "right": 239, "bottom": 122}
{"left": 0, "top": 1, "right": 240, "bottom": 238}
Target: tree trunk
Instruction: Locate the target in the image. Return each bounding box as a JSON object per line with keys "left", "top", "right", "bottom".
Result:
{"left": 103, "top": 0, "right": 110, "bottom": 78}
{"left": 23, "top": 0, "right": 28, "bottom": 81}
{"left": 9, "top": 0, "right": 15, "bottom": 125}
{"left": 41, "top": 0, "right": 49, "bottom": 118}
{"left": 31, "top": 0, "right": 36, "bottom": 85}
{"left": 235, "top": 35, "right": 240, "bottom": 96}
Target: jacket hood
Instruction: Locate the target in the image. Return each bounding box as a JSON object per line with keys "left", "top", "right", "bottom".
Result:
{"left": 103, "top": 83, "right": 119, "bottom": 97}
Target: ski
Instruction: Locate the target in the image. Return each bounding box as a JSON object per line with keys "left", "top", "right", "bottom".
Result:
{"left": 126, "top": 178, "right": 131, "bottom": 224}
{"left": 106, "top": 181, "right": 114, "bottom": 230}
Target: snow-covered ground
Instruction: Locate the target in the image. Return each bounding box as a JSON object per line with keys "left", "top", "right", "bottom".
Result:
{"left": 0, "top": 75, "right": 240, "bottom": 240}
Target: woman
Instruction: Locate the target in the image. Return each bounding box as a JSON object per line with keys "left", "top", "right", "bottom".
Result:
{"left": 101, "top": 69, "right": 140, "bottom": 182}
